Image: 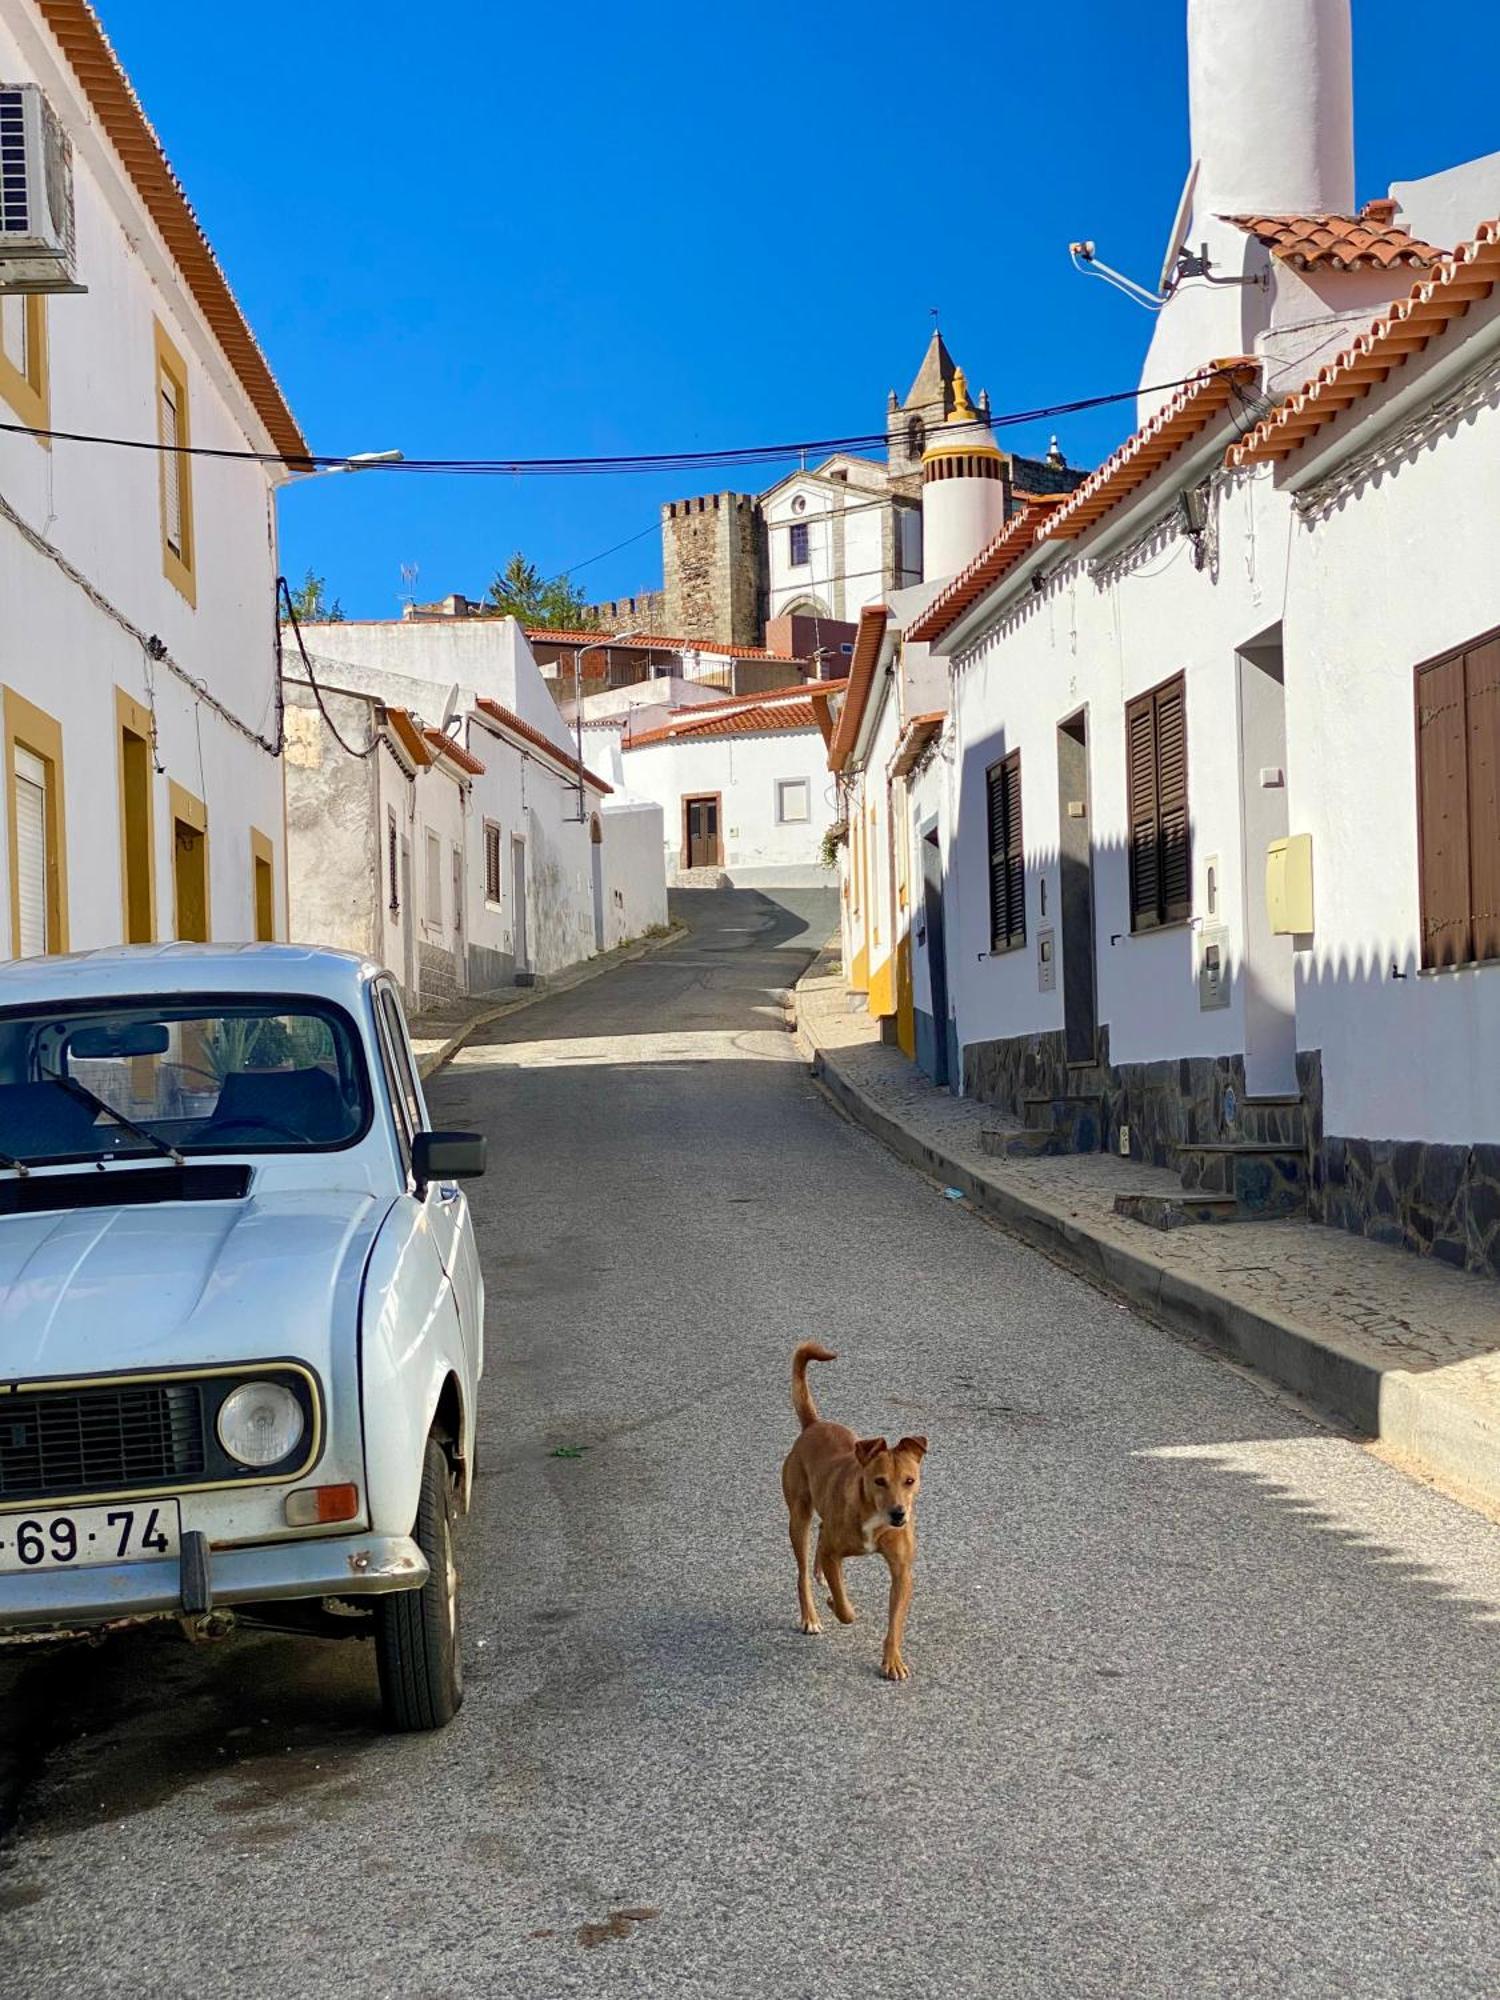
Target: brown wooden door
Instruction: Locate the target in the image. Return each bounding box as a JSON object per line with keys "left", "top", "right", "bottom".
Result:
{"left": 685, "top": 796, "right": 721, "bottom": 869}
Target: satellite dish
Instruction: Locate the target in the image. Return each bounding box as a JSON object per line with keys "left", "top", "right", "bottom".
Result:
{"left": 439, "top": 682, "right": 461, "bottom": 732}
{"left": 1158, "top": 160, "right": 1200, "bottom": 297}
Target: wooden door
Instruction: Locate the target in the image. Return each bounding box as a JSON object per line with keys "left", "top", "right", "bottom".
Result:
{"left": 685, "top": 795, "right": 721, "bottom": 869}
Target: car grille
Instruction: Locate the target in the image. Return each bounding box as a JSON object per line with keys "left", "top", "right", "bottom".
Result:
{"left": 0, "top": 1381, "right": 207, "bottom": 1504}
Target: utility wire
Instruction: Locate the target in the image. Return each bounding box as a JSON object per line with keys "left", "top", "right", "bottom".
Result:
{"left": 277, "top": 576, "right": 381, "bottom": 758}
{"left": 0, "top": 370, "right": 1223, "bottom": 478}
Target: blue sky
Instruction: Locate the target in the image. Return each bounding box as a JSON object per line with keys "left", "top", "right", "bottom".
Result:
{"left": 100, "top": 0, "right": 1497, "bottom": 620}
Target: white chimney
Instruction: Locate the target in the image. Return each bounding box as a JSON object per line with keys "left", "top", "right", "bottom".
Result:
{"left": 1188, "top": 0, "right": 1354, "bottom": 217}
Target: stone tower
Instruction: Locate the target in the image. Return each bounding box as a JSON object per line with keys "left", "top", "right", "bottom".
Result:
{"left": 659, "top": 492, "right": 767, "bottom": 647}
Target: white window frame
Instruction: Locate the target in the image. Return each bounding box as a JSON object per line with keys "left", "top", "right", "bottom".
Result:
{"left": 775, "top": 777, "right": 811, "bottom": 825}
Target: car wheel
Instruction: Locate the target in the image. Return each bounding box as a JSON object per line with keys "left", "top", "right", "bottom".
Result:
{"left": 374, "top": 1437, "right": 464, "bottom": 1732}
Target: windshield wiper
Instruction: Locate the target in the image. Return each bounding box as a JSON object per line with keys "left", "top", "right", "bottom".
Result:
{"left": 0, "top": 1147, "right": 30, "bottom": 1178}
{"left": 52, "top": 1075, "right": 184, "bottom": 1167}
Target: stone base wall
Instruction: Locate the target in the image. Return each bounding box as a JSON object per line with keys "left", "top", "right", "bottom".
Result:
{"left": 417, "top": 941, "right": 463, "bottom": 1010}
{"left": 962, "top": 1021, "right": 1500, "bottom": 1280}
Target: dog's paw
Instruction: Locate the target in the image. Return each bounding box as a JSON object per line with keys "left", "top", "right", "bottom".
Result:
{"left": 799, "top": 1614, "right": 824, "bottom": 1636}
{"left": 880, "top": 1654, "right": 910, "bottom": 1681}
{"left": 827, "top": 1597, "right": 857, "bottom": 1624}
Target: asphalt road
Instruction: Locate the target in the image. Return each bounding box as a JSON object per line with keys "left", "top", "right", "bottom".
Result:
{"left": 4, "top": 886, "right": 1500, "bottom": 2000}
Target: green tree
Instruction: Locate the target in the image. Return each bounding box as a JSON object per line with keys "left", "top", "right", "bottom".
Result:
{"left": 486, "top": 552, "right": 597, "bottom": 631}
{"left": 286, "top": 568, "right": 344, "bottom": 622}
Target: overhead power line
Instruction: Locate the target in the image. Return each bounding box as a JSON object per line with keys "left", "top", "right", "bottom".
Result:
{"left": 0, "top": 370, "right": 1222, "bottom": 479}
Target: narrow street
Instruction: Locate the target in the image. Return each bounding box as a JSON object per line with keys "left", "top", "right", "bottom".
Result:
{"left": 3, "top": 890, "right": 1499, "bottom": 2000}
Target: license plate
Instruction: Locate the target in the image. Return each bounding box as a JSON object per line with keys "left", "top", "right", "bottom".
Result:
{"left": 0, "top": 1499, "right": 182, "bottom": 1574}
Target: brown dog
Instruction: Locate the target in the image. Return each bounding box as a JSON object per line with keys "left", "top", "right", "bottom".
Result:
{"left": 780, "top": 1342, "right": 927, "bottom": 1681}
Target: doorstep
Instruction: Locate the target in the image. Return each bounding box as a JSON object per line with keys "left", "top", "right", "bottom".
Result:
{"left": 791, "top": 949, "right": 1500, "bottom": 1521}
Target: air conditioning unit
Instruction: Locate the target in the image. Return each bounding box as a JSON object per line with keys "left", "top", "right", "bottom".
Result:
{"left": 0, "top": 84, "right": 84, "bottom": 293}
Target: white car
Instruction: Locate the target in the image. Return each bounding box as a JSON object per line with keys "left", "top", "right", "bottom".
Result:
{"left": 0, "top": 944, "right": 486, "bottom": 1732}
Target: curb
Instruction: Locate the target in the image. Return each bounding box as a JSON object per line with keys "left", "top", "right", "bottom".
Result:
{"left": 790, "top": 964, "right": 1500, "bottom": 1517}
{"left": 416, "top": 922, "right": 688, "bottom": 1080}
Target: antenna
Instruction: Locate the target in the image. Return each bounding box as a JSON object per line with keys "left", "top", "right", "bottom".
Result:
{"left": 1158, "top": 161, "right": 1200, "bottom": 297}
{"left": 398, "top": 561, "right": 419, "bottom": 612}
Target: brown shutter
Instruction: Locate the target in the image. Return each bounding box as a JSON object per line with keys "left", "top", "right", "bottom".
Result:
{"left": 1004, "top": 752, "right": 1025, "bottom": 948}
{"left": 1155, "top": 677, "right": 1191, "bottom": 923}
{"left": 1126, "top": 693, "right": 1160, "bottom": 928}
{"left": 1416, "top": 654, "right": 1472, "bottom": 968}
{"left": 1465, "top": 639, "right": 1500, "bottom": 964}
{"left": 986, "top": 761, "right": 1007, "bottom": 950}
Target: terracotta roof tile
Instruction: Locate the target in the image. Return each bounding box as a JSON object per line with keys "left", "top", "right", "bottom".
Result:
{"left": 905, "top": 502, "right": 1061, "bottom": 645}
{"left": 624, "top": 700, "right": 824, "bottom": 749}
{"left": 1227, "top": 219, "right": 1500, "bottom": 469}
{"left": 890, "top": 711, "right": 945, "bottom": 779}
{"left": 36, "top": 2, "right": 307, "bottom": 463}
{"left": 527, "top": 628, "right": 804, "bottom": 662}
{"left": 661, "top": 682, "right": 832, "bottom": 718}
{"left": 828, "top": 606, "right": 890, "bottom": 773}
{"left": 1042, "top": 360, "right": 1259, "bottom": 541}
{"left": 1222, "top": 206, "right": 1447, "bottom": 272}
{"left": 474, "top": 698, "right": 612, "bottom": 793}
{"left": 423, "top": 728, "right": 486, "bottom": 776}
{"left": 382, "top": 709, "right": 431, "bottom": 769}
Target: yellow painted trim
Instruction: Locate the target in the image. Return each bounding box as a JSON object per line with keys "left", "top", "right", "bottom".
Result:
{"left": 896, "top": 933, "right": 916, "bottom": 1058}
{"left": 868, "top": 950, "right": 897, "bottom": 1020}
{"left": 0, "top": 295, "right": 49, "bottom": 436}
{"left": 849, "top": 941, "right": 869, "bottom": 993}
{"left": 0, "top": 1361, "right": 323, "bottom": 1512}
{"left": 168, "top": 777, "right": 210, "bottom": 940}
{"left": 115, "top": 686, "right": 157, "bottom": 944}
{"left": 250, "top": 825, "right": 275, "bottom": 941}
{"left": 154, "top": 318, "right": 197, "bottom": 607}
{"left": 3, "top": 686, "right": 69, "bottom": 956}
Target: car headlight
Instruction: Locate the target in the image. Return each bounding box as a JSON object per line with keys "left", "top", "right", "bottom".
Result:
{"left": 217, "top": 1381, "right": 306, "bottom": 1468}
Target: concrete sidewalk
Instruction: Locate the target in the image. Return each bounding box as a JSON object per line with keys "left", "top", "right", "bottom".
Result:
{"left": 794, "top": 950, "right": 1500, "bottom": 1519}
{"left": 410, "top": 923, "right": 686, "bottom": 1079}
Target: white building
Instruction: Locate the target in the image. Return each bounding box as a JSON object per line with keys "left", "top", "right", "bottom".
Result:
{"left": 761, "top": 454, "right": 918, "bottom": 627}
{"left": 619, "top": 684, "right": 844, "bottom": 888}
{"left": 1, "top": 0, "right": 304, "bottom": 962}
{"left": 283, "top": 615, "right": 667, "bottom": 1003}
{"left": 852, "top": 0, "right": 1500, "bottom": 1279}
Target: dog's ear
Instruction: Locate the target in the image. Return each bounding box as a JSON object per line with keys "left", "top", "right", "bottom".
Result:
{"left": 895, "top": 1435, "right": 928, "bottom": 1461}
{"left": 854, "top": 1436, "right": 888, "bottom": 1466}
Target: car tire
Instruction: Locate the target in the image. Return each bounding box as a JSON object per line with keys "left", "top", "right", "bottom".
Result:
{"left": 374, "top": 1437, "right": 464, "bottom": 1732}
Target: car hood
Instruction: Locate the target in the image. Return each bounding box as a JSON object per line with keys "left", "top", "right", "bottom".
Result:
{"left": 0, "top": 1191, "right": 388, "bottom": 1383}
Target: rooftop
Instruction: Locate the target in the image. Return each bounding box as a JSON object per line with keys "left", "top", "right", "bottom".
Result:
{"left": 1222, "top": 202, "right": 1447, "bottom": 272}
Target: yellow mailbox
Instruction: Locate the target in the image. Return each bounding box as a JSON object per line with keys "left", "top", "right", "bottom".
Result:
{"left": 1266, "top": 833, "right": 1314, "bottom": 935}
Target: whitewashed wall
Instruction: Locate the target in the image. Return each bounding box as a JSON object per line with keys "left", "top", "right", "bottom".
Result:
{"left": 0, "top": 9, "right": 287, "bottom": 958}
{"left": 623, "top": 725, "right": 838, "bottom": 885}
{"left": 599, "top": 800, "right": 668, "bottom": 945}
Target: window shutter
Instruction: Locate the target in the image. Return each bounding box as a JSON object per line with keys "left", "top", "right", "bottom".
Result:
{"left": 1126, "top": 694, "right": 1159, "bottom": 927}
{"left": 1465, "top": 639, "right": 1500, "bottom": 964}
{"left": 986, "top": 761, "right": 1006, "bottom": 949}
{"left": 14, "top": 747, "right": 47, "bottom": 957}
{"left": 1004, "top": 753, "right": 1025, "bottom": 948}
{"left": 484, "top": 822, "right": 502, "bottom": 903}
{"left": 1416, "top": 654, "right": 1473, "bottom": 968}
{"left": 1155, "top": 678, "right": 1191, "bottom": 923}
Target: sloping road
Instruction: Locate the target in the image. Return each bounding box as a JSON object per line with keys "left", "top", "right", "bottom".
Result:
{"left": 3, "top": 888, "right": 1500, "bottom": 1999}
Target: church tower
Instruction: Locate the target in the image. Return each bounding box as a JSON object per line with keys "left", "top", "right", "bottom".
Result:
{"left": 919, "top": 366, "right": 1007, "bottom": 585}
{"left": 887, "top": 329, "right": 992, "bottom": 488}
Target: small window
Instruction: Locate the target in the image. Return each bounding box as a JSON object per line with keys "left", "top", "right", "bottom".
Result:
{"left": 425, "top": 828, "right": 443, "bottom": 927}
{"left": 5, "top": 691, "right": 68, "bottom": 959}
{"left": 387, "top": 812, "right": 400, "bottom": 913}
{"left": 789, "top": 521, "right": 810, "bottom": 568}
{"left": 14, "top": 746, "right": 50, "bottom": 957}
{"left": 483, "top": 819, "right": 503, "bottom": 904}
{"left": 986, "top": 751, "right": 1024, "bottom": 952}
{"left": 155, "top": 322, "right": 195, "bottom": 605}
{"left": 1126, "top": 674, "right": 1191, "bottom": 931}
{"left": 776, "top": 778, "right": 811, "bottom": 824}
{"left": 0, "top": 291, "right": 47, "bottom": 431}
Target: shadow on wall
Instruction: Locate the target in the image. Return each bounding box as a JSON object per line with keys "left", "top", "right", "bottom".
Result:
{"left": 931, "top": 731, "right": 1500, "bottom": 1279}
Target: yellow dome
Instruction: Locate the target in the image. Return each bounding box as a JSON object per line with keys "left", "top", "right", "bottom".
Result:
{"left": 921, "top": 366, "right": 1003, "bottom": 465}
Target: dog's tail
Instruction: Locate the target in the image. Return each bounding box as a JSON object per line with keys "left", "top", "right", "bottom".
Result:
{"left": 791, "top": 1342, "right": 838, "bottom": 1430}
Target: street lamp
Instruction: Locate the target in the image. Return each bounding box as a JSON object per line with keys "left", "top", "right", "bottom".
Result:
{"left": 291, "top": 448, "right": 405, "bottom": 481}
{"left": 568, "top": 631, "right": 641, "bottom": 822}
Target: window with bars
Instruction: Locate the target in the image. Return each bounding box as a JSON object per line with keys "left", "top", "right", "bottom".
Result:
{"left": 387, "top": 812, "right": 400, "bottom": 914}
{"left": 986, "top": 751, "right": 1025, "bottom": 952}
{"left": 483, "top": 820, "right": 503, "bottom": 904}
{"left": 1125, "top": 675, "right": 1191, "bottom": 931}
{"left": 789, "top": 521, "right": 810, "bottom": 568}
{"left": 1416, "top": 633, "right": 1500, "bottom": 969}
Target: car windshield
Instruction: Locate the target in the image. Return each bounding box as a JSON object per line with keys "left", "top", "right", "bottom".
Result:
{"left": 0, "top": 998, "right": 370, "bottom": 1165}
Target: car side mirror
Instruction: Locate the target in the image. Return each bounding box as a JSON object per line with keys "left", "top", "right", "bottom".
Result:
{"left": 411, "top": 1130, "right": 486, "bottom": 1190}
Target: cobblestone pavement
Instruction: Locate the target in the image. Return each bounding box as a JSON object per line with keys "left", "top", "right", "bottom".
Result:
{"left": 796, "top": 965, "right": 1500, "bottom": 1493}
